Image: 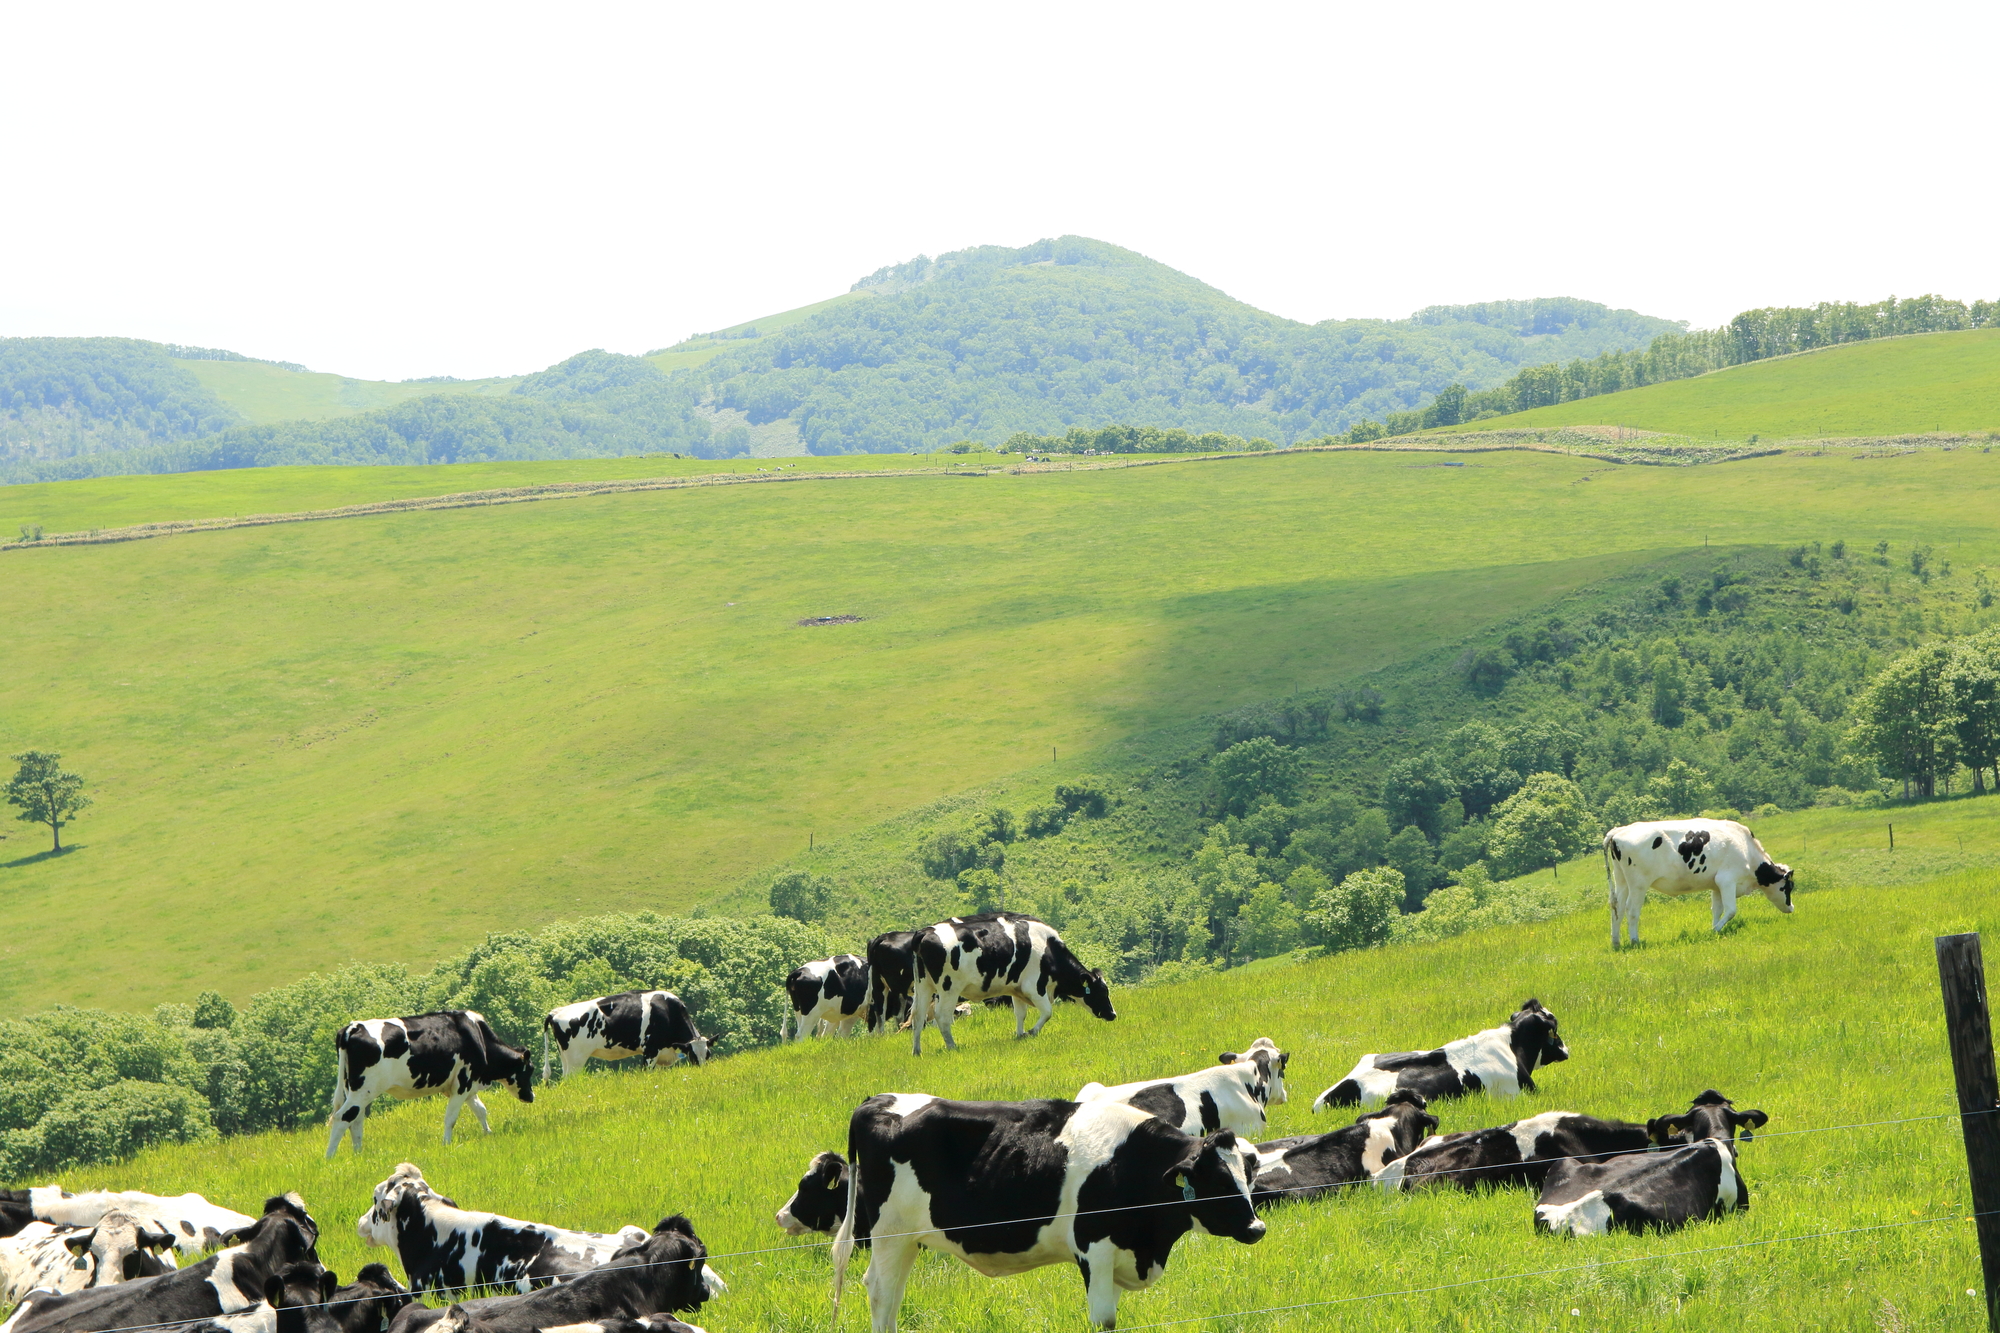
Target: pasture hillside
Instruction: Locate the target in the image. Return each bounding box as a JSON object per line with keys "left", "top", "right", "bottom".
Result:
{"left": 174, "top": 360, "right": 523, "bottom": 424}
{"left": 1446, "top": 329, "right": 2000, "bottom": 440}
{"left": 3, "top": 448, "right": 1999, "bottom": 1013}
{"left": 31, "top": 868, "right": 1992, "bottom": 1332}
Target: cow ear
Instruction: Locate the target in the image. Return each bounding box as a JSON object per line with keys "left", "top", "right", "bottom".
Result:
{"left": 1730, "top": 1108, "right": 1769, "bottom": 1139}
{"left": 1422, "top": 1113, "right": 1440, "bottom": 1133}
{"left": 63, "top": 1229, "right": 97, "bottom": 1257}
{"left": 140, "top": 1228, "right": 177, "bottom": 1253}
{"left": 265, "top": 1275, "right": 288, "bottom": 1307}
{"left": 1218, "top": 1051, "right": 1240, "bottom": 1064}
{"left": 321, "top": 1271, "right": 340, "bottom": 1301}
{"left": 1646, "top": 1114, "right": 1686, "bottom": 1144}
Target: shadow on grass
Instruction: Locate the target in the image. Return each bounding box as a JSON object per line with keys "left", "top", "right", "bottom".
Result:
{"left": 2, "top": 844, "right": 83, "bottom": 870}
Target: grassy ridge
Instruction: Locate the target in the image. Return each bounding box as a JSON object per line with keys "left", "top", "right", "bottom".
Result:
{"left": 1452, "top": 330, "right": 2000, "bottom": 439}
{"left": 173, "top": 362, "right": 523, "bottom": 426}
{"left": 45, "top": 865, "right": 1992, "bottom": 1332}
{"left": 4, "top": 449, "right": 2000, "bottom": 1014}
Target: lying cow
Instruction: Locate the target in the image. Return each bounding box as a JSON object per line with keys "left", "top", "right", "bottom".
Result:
{"left": 327, "top": 1011, "right": 534, "bottom": 1157}
{"left": 1249, "top": 1091, "right": 1437, "bottom": 1207}
{"left": 184, "top": 1261, "right": 408, "bottom": 1333}
{"left": 3, "top": 1195, "right": 319, "bottom": 1333}
{"left": 0, "top": 1214, "right": 178, "bottom": 1305}
{"left": 356, "top": 1163, "right": 648, "bottom": 1296}
{"left": 832, "top": 1093, "right": 1264, "bottom": 1331}
{"left": 384, "top": 1217, "right": 722, "bottom": 1333}
{"left": 320, "top": 1265, "right": 413, "bottom": 1333}
{"left": 432, "top": 1311, "right": 700, "bottom": 1333}
{"left": 1603, "top": 818, "right": 1794, "bottom": 947}
{"left": 864, "top": 931, "right": 921, "bottom": 1035}
{"left": 908, "top": 914, "right": 1115, "bottom": 1054}
{"left": 1536, "top": 1091, "right": 1767, "bottom": 1236}
{"left": 783, "top": 956, "right": 871, "bottom": 1041}
{"left": 1374, "top": 1110, "right": 1650, "bottom": 1192}
{"left": 1075, "top": 1038, "right": 1290, "bottom": 1138}
{"left": 774, "top": 1152, "right": 848, "bottom": 1236}
{"left": 1312, "top": 998, "right": 1569, "bottom": 1110}
{"left": 0, "top": 1189, "right": 257, "bottom": 1256}
{"left": 542, "top": 992, "right": 710, "bottom": 1081}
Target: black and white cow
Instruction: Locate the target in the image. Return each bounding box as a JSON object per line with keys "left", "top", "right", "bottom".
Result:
{"left": 864, "top": 931, "right": 921, "bottom": 1035}
{"left": 3, "top": 1196, "right": 320, "bottom": 1333}
{"left": 832, "top": 1093, "right": 1264, "bottom": 1331}
{"left": 1311, "top": 999, "right": 1570, "bottom": 1110}
{"left": 382, "top": 1217, "right": 721, "bottom": 1333}
{"left": 1603, "top": 818, "right": 1795, "bottom": 947}
{"left": 783, "top": 956, "right": 871, "bottom": 1042}
{"left": 431, "top": 1311, "right": 700, "bottom": 1333}
{"left": 1536, "top": 1091, "right": 1767, "bottom": 1236}
{"left": 172, "top": 1261, "right": 339, "bottom": 1333}
{"left": 773, "top": 1152, "right": 848, "bottom": 1236}
{"left": 1075, "top": 1039, "right": 1290, "bottom": 1138}
{"left": 355, "top": 1163, "right": 648, "bottom": 1296}
{"left": 908, "top": 914, "right": 1115, "bottom": 1054}
{"left": 326, "top": 1012, "right": 534, "bottom": 1157}
{"left": 321, "top": 1265, "right": 414, "bottom": 1333}
{"left": 1373, "top": 1110, "right": 1650, "bottom": 1192}
{"left": 541, "top": 992, "right": 710, "bottom": 1082}
{"left": 0, "top": 1214, "right": 178, "bottom": 1305}
{"left": 0, "top": 1189, "right": 258, "bottom": 1256}
{"left": 1248, "top": 1091, "right": 1437, "bottom": 1208}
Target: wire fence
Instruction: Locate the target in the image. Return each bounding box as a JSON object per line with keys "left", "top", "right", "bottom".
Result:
{"left": 10, "top": 1104, "right": 1988, "bottom": 1333}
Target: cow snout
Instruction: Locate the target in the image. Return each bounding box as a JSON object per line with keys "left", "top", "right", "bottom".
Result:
{"left": 700, "top": 1263, "right": 727, "bottom": 1295}
{"left": 1242, "top": 1217, "right": 1267, "bottom": 1243}
{"left": 1544, "top": 1041, "right": 1571, "bottom": 1064}
{"left": 774, "top": 1208, "right": 806, "bottom": 1235}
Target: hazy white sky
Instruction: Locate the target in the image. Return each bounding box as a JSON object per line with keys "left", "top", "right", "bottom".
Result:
{"left": 3, "top": 1, "right": 1993, "bottom": 381}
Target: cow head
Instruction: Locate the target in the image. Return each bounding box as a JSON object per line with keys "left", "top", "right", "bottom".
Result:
{"left": 357, "top": 1164, "right": 448, "bottom": 1248}
{"left": 224, "top": 1194, "right": 321, "bottom": 1254}
{"left": 681, "top": 1033, "right": 712, "bottom": 1066}
{"left": 1365, "top": 1090, "right": 1439, "bottom": 1164}
{"left": 1754, "top": 858, "right": 1796, "bottom": 913}
{"left": 60, "top": 1211, "right": 179, "bottom": 1285}
{"left": 334, "top": 1263, "right": 414, "bottom": 1333}
{"left": 1079, "top": 969, "right": 1117, "bottom": 1021}
{"left": 1508, "top": 998, "right": 1569, "bottom": 1072}
{"left": 1219, "top": 1038, "right": 1290, "bottom": 1106}
{"left": 775, "top": 1151, "right": 848, "bottom": 1235}
{"left": 1648, "top": 1089, "right": 1769, "bottom": 1148}
{"left": 632, "top": 1215, "right": 724, "bottom": 1312}
{"left": 1170, "top": 1130, "right": 1266, "bottom": 1245}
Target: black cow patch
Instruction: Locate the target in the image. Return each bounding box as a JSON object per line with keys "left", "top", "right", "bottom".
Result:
{"left": 1128, "top": 1085, "right": 1188, "bottom": 1129}
{"left": 1676, "top": 829, "right": 1711, "bottom": 868}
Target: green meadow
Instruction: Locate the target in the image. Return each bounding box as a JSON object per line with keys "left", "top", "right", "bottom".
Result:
{"left": 1453, "top": 329, "right": 2000, "bottom": 440}
{"left": 42, "top": 863, "right": 1992, "bottom": 1332}
{"left": 4, "top": 448, "right": 2000, "bottom": 1013}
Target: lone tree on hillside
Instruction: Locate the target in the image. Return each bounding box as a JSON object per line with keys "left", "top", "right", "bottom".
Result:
{"left": 6, "top": 751, "right": 91, "bottom": 853}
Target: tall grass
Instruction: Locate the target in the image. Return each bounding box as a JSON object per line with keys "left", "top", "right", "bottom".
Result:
{"left": 40, "top": 868, "right": 1994, "bottom": 1331}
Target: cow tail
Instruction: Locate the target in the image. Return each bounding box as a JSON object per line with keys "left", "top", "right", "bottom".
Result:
{"left": 1602, "top": 837, "right": 1615, "bottom": 901}
{"left": 330, "top": 1025, "right": 348, "bottom": 1112}
{"left": 830, "top": 1148, "right": 859, "bottom": 1323}
{"left": 540, "top": 1018, "right": 551, "bottom": 1085}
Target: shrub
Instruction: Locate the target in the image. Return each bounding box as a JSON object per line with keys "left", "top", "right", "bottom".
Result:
{"left": 1023, "top": 803, "right": 1069, "bottom": 837}
{"left": 1054, "top": 781, "right": 1110, "bottom": 818}
{"left": 1306, "top": 867, "right": 1403, "bottom": 953}
{"left": 1486, "top": 773, "right": 1597, "bottom": 878}
{"left": 770, "top": 869, "right": 837, "bottom": 922}
{"left": 1231, "top": 882, "right": 1302, "bottom": 961}
{"left": 0, "top": 1080, "right": 213, "bottom": 1178}
{"left": 1210, "top": 739, "right": 1301, "bottom": 813}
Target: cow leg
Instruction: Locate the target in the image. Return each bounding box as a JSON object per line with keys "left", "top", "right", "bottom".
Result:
{"left": 1712, "top": 875, "right": 1744, "bottom": 932}
{"left": 442, "top": 1093, "right": 469, "bottom": 1144}
{"left": 1011, "top": 996, "right": 1029, "bottom": 1037}
{"left": 327, "top": 1099, "right": 360, "bottom": 1157}
{"left": 863, "top": 1236, "right": 919, "bottom": 1333}
{"left": 1079, "top": 1240, "right": 1123, "bottom": 1329}
{"left": 935, "top": 999, "right": 960, "bottom": 1051}
{"left": 1027, "top": 993, "right": 1055, "bottom": 1037}
{"left": 469, "top": 1094, "right": 494, "bottom": 1135}
{"left": 909, "top": 981, "right": 931, "bottom": 1055}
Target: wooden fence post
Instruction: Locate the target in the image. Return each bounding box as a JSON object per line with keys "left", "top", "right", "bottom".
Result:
{"left": 1936, "top": 932, "right": 2000, "bottom": 1331}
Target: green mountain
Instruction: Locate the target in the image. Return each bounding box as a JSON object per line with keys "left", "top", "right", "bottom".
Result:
{"left": 1, "top": 238, "right": 1680, "bottom": 482}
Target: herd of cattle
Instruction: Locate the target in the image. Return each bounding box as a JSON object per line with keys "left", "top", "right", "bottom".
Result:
{"left": 0, "top": 818, "right": 1794, "bottom": 1333}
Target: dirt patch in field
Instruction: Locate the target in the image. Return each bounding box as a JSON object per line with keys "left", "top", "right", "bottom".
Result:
{"left": 797, "top": 615, "right": 864, "bottom": 627}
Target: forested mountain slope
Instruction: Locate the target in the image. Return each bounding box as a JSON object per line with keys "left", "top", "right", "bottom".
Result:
{"left": 2, "top": 238, "right": 1678, "bottom": 480}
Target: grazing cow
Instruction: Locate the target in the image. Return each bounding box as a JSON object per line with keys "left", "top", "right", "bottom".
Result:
{"left": 908, "top": 914, "right": 1115, "bottom": 1054}
{"left": 0, "top": 1215, "right": 178, "bottom": 1305}
{"left": 773, "top": 1152, "right": 849, "bottom": 1236}
{"left": 356, "top": 1163, "right": 648, "bottom": 1296}
{"left": 0, "top": 1189, "right": 258, "bottom": 1256}
{"left": 1249, "top": 1091, "right": 1437, "bottom": 1207}
{"left": 1075, "top": 1038, "right": 1290, "bottom": 1138}
{"left": 327, "top": 1011, "right": 534, "bottom": 1157}
{"left": 783, "top": 956, "right": 871, "bottom": 1042}
{"left": 1536, "top": 1091, "right": 1766, "bottom": 1236}
{"left": 2, "top": 1196, "right": 319, "bottom": 1333}
{"left": 541, "top": 992, "right": 709, "bottom": 1082}
{"left": 1603, "top": 818, "right": 1794, "bottom": 947}
{"left": 832, "top": 1093, "right": 1265, "bottom": 1331}
{"left": 383, "top": 1217, "right": 722, "bottom": 1333}
{"left": 1312, "top": 998, "right": 1570, "bottom": 1110}
{"left": 1373, "top": 1110, "right": 1650, "bottom": 1192}
{"left": 864, "top": 931, "right": 921, "bottom": 1035}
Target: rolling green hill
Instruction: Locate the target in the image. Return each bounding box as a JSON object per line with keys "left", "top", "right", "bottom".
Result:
{"left": 1446, "top": 329, "right": 2000, "bottom": 439}
{"left": 174, "top": 359, "right": 522, "bottom": 424}
{"left": 31, "top": 860, "right": 1992, "bottom": 1331}
{"left": 3, "top": 446, "right": 1998, "bottom": 1014}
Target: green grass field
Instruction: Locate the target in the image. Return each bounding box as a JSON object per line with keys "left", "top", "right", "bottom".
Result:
{"left": 175, "top": 361, "right": 524, "bottom": 425}
{"left": 4, "top": 448, "right": 2000, "bottom": 1014}
{"left": 1451, "top": 329, "right": 2000, "bottom": 440}
{"left": 40, "top": 862, "right": 1992, "bottom": 1332}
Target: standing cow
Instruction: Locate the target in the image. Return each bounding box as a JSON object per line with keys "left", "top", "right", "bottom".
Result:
{"left": 908, "top": 914, "right": 1114, "bottom": 1054}
{"left": 1603, "top": 818, "right": 1794, "bottom": 947}
{"left": 540, "top": 991, "right": 709, "bottom": 1081}
{"left": 832, "top": 1093, "right": 1264, "bottom": 1331}
{"left": 864, "top": 931, "right": 921, "bottom": 1035}
{"left": 326, "top": 1012, "right": 534, "bottom": 1157}
{"left": 783, "top": 956, "right": 871, "bottom": 1041}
